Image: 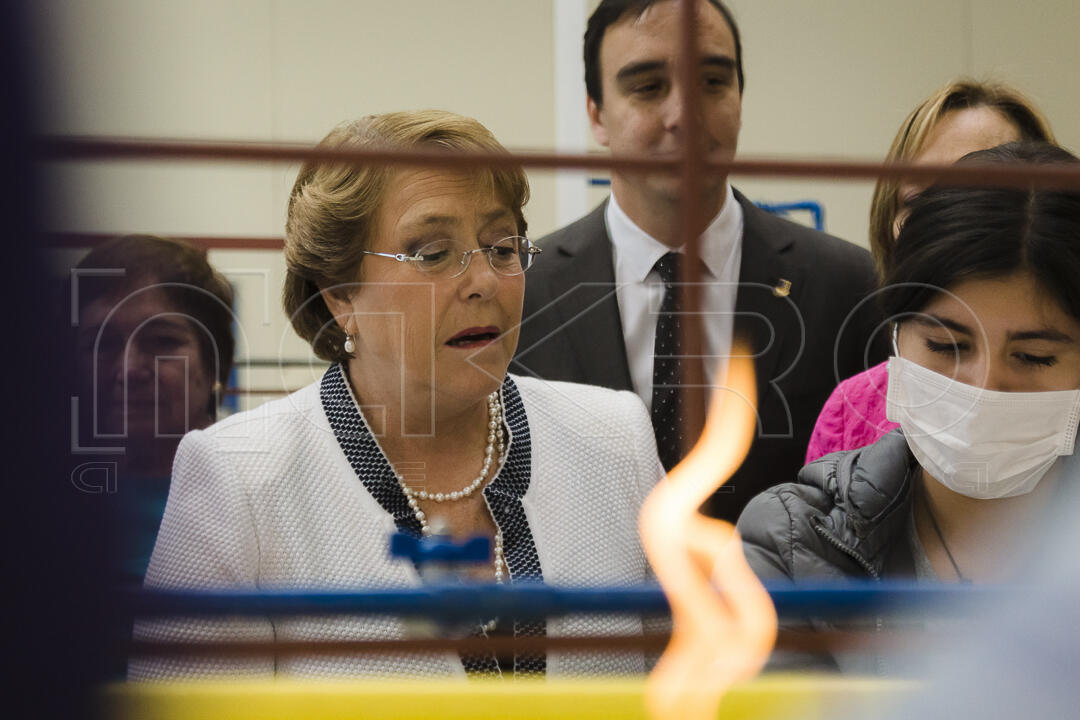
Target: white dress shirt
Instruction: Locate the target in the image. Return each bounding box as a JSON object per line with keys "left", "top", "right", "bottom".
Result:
{"left": 606, "top": 185, "right": 744, "bottom": 412}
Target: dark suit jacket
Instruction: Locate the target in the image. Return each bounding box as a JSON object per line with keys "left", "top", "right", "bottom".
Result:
{"left": 511, "top": 190, "right": 887, "bottom": 522}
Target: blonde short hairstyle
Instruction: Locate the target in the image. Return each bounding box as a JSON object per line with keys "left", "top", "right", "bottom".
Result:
{"left": 283, "top": 110, "right": 530, "bottom": 362}
{"left": 869, "top": 80, "right": 1054, "bottom": 279}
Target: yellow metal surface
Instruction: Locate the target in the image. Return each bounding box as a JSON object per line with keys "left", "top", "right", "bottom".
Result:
{"left": 103, "top": 675, "right": 914, "bottom": 720}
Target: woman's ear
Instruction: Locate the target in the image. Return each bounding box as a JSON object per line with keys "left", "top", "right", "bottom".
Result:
{"left": 319, "top": 284, "right": 354, "bottom": 326}
{"left": 208, "top": 380, "right": 223, "bottom": 420}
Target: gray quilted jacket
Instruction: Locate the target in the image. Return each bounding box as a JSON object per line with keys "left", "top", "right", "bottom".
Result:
{"left": 737, "top": 430, "right": 921, "bottom": 582}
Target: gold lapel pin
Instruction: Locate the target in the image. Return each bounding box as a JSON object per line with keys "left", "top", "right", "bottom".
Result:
{"left": 772, "top": 278, "right": 792, "bottom": 297}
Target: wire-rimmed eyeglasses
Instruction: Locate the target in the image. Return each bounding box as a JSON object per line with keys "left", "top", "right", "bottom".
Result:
{"left": 359, "top": 235, "right": 542, "bottom": 278}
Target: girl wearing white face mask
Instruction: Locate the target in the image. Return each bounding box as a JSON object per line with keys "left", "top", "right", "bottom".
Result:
{"left": 805, "top": 80, "right": 1056, "bottom": 466}
{"left": 737, "top": 142, "right": 1080, "bottom": 588}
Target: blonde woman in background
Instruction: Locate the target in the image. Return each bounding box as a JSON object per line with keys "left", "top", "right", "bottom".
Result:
{"left": 805, "top": 80, "right": 1055, "bottom": 463}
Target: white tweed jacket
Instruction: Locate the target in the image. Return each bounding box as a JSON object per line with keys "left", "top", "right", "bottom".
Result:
{"left": 131, "top": 366, "right": 663, "bottom": 680}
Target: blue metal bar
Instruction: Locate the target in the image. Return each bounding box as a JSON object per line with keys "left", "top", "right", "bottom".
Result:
{"left": 124, "top": 581, "right": 1000, "bottom": 622}
{"left": 584, "top": 181, "right": 825, "bottom": 232}
{"left": 755, "top": 200, "right": 825, "bottom": 231}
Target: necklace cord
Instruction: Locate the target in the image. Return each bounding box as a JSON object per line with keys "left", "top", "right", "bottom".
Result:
{"left": 919, "top": 480, "right": 969, "bottom": 583}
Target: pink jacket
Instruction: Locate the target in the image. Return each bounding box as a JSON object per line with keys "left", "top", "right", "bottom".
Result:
{"left": 805, "top": 361, "right": 899, "bottom": 464}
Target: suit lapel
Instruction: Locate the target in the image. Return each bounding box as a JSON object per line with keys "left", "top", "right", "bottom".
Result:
{"left": 525, "top": 192, "right": 802, "bottom": 399}
{"left": 543, "top": 204, "right": 633, "bottom": 390}
{"left": 732, "top": 191, "right": 799, "bottom": 428}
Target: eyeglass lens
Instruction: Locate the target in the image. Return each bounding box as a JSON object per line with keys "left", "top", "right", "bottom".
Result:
{"left": 415, "top": 236, "right": 532, "bottom": 277}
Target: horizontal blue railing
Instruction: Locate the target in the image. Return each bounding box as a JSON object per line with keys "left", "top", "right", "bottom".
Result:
{"left": 122, "top": 582, "right": 996, "bottom": 622}
{"left": 585, "top": 178, "right": 824, "bottom": 231}
{"left": 755, "top": 200, "right": 825, "bottom": 231}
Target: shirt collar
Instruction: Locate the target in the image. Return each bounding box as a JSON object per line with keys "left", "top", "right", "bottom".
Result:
{"left": 606, "top": 184, "right": 743, "bottom": 282}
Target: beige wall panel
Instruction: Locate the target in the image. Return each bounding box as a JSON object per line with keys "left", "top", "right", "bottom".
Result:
{"left": 37, "top": 0, "right": 273, "bottom": 137}
{"left": 37, "top": 0, "right": 280, "bottom": 236}
{"left": 45, "top": 162, "right": 279, "bottom": 236}
{"left": 272, "top": 0, "right": 556, "bottom": 236}
{"left": 726, "top": 0, "right": 969, "bottom": 247}
{"left": 970, "top": 0, "right": 1080, "bottom": 153}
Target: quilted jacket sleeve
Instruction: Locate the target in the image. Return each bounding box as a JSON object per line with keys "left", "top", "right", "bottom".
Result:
{"left": 735, "top": 488, "right": 798, "bottom": 583}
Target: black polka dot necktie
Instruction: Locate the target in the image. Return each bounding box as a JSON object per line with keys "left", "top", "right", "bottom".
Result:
{"left": 651, "top": 252, "right": 706, "bottom": 471}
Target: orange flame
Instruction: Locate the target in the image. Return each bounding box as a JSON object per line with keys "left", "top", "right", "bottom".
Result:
{"left": 639, "top": 341, "right": 778, "bottom": 720}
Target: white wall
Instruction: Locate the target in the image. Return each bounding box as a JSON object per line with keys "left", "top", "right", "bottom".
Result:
{"left": 38, "top": 0, "right": 1080, "bottom": 399}
{"left": 727, "top": 0, "right": 1080, "bottom": 247}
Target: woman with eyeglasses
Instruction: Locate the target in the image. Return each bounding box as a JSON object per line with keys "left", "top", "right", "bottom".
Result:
{"left": 738, "top": 142, "right": 1080, "bottom": 589}
{"left": 131, "top": 111, "right": 662, "bottom": 680}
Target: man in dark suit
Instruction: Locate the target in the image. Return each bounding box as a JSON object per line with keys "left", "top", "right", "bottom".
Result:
{"left": 511, "top": 0, "right": 886, "bottom": 522}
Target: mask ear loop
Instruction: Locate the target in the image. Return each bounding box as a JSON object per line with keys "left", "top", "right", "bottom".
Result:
{"left": 891, "top": 322, "right": 901, "bottom": 356}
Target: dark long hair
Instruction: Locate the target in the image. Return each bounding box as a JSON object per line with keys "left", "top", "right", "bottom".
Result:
{"left": 880, "top": 142, "right": 1080, "bottom": 323}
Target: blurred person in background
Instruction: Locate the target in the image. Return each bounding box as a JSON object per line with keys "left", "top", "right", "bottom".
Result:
{"left": 73, "top": 234, "right": 235, "bottom": 583}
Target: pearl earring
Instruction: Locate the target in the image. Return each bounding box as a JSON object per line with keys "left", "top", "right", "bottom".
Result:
{"left": 343, "top": 334, "right": 356, "bottom": 354}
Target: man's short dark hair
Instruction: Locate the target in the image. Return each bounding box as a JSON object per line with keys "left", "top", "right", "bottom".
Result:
{"left": 584, "top": 0, "right": 744, "bottom": 106}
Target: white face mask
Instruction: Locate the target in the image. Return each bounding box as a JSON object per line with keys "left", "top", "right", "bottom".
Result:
{"left": 885, "top": 355, "right": 1080, "bottom": 499}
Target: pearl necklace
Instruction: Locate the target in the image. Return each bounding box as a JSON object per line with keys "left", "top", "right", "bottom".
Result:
{"left": 395, "top": 391, "right": 508, "bottom": 590}
{"left": 401, "top": 392, "right": 506, "bottom": 505}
